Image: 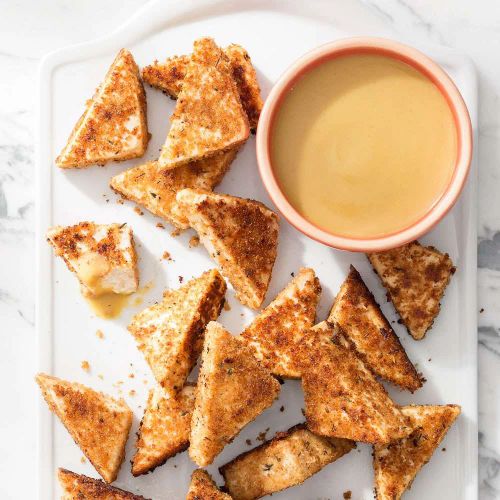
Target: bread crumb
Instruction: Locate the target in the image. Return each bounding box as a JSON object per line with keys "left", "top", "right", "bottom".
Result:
{"left": 171, "top": 228, "right": 181, "bottom": 237}
{"left": 96, "top": 329, "right": 104, "bottom": 339}
{"left": 223, "top": 300, "right": 231, "bottom": 311}
{"left": 279, "top": 405, "right": 285, "bottom": 412}
{"left": 80, "top": 456, "right": 86, "bottom": 464}
{"left": 117, "top": 198, "right": 124, "bottom": 205}
{"left": 257, "top": 428, "right": 270, "bottom": 442}
{"left": 129, "top": 390, "right": 136, "bottom": 397}
{"left": 189, "top": 235, "right": 200, "bottom": 248}
{"left": 178, "top": 276, "right": 184, "bottom": 283}
{"left": 98, "top": 374, "right": 104, "bottom": 380}
{"left": 343, "top": 491, "right": 352, "bottom": 499}
{"left": 129, "top": 373, "right": 135, "bottom": 378}
{"left": 162, "top": 251, "right": 171, "bottom": 261}
{"left": 81, "top": 360, "right": 90, "bottom": 372}
{"left": 134, "top": 206, "right": 144, "bottom": 216}
{"left": 442, "top": 447, "right": 446, "bottom": 452}
{"left": 156, "top": 222, "right": 165, "bottom": 229}
{"left": 480, "top": 308, "right": 484, "bottom": 313}
{"left": 246, "top": 439, "right": 252, "bottom": 446}
{"left": 143, "top": 379, "right": 148, "bottom": 385}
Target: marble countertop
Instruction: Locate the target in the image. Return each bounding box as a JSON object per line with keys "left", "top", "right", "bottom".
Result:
{"left": 0, "top": 1, "right": 498, "bottom": 498}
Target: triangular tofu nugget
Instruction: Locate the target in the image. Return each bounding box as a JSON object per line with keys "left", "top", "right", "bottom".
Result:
{"left": 367, "top": 241, "right": 455, "bottom": 340}
{"left": 241, "top": 268, "right": 321, "bottom": 378}
{"left": 143, "top": 43, "right": 263, "bottom": 131}
{"left": 47, "top": 222, "right": 138, "bottom": 298}
{"left": 110, "top": 148, "right": 238, "bottom": 229}
{"left": 294, "top": 322, "right": 412, "bottom": 444}
{"left": 329, "top": 265, "right": 422, "bottom": 392}
{"left": 158, "top": 38, "right": 249, "bottom": 170}
{"left": 220, "top": 423, "right": 355, "bottom": 500}
{"left": 189, "top": 322, "right": 281, "bottom": 466}
{"left": 36, "top": 374, "right": 132, "bottom": 483}
{"left": 56, "top": 49, "right": 148, "bottom": 168}
{"left": 187, "top": 470, "right": 232, "bottom": 500}
{"left": 132, "top": 383, "right": 195, "bottom": 476}
{"left": 373, "top": 405, "right": 460, "bottom": 499}
{"left": 58, "top": 468, "right": 149, "bottom": 499}
{"left": 128, "top": 269, "right": 226, "bottom": 394}
{"left": 176, "top": 189, "right": 279, "bottom": 309}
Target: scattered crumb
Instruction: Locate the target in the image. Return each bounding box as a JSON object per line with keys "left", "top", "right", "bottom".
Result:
{"left": 81, "top": 360, "right": 90, "bottom": 372}
{"left": 189, "top": 235, "right": 200, "bottom": 248}
{"left": 171, "top": 228, "right": 181, "bottom": 237}
{"left": 397, "top": 318, "right": 403, "bottom": 324}
{"left": 156, "top": 222, "right": 165, "bottom": 229}
{"left": 240, "top": 313, "right": 244, "bottom": 317}
{"left": 178, "top": 276, "right": 184, "bottom": 283}
{"left": 143, "top": 379, "right": 148, "bottom": 385}
{"left": 279, "top": 405, "right": 285, "bottom": 412}
{"left": 117, "top": 198, "right": 124, "bottom": 205}
{"left": 223, "top": 300, "right": 231, "bottom": 311}
{"left": 134, "top": 206, "right": 144, "bottom": 216}
{"left": 480, "top": 308, "right": 484, "bottom": 313}
{"left": 343, "top": 491, "right": 352, "bottom": 499}
{"left": 290, "top": 272, "right": 295, "bottom": 277}
{"left": 257, "top": 428, "right": 270, "bottom": 442}
{"left": 428, "top": 358, "right": 432, "bottom": 362}
{"left": 162, "top": 251, "right": 171, "bottom": 261}
{"left": 129, "top": 373, "right": 135, "bottom": 378}
{"left": 301, "top": 408, "right": 306, "bottom": 417}
{"left": 98, "top": 374, "right": 104, "bottom": 380}
{"left": 80, "top": 456, "right": 86, "bottom": 464}
{"left": 442, "top": 447, "right": 446, "bottom": 452}
{"left": 96, "top": 329, "right": 104, "bottom": 339}
{"left": 246, "top": 439, "right": 252, "bottom": 446}
{"left": 129, "top": 390, "right": 136, "bottom": 397}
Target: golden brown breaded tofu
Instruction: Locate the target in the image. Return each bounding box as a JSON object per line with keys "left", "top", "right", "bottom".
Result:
{"left": 329, "top": 265, "right": 422, "bottom": 392}
{"left": 294, "top": 322, "right": 412, "bottom": 444}
{"left": 367, "top": 241, "right": 455, "bottom": 340}
{"left": 176, "top": 189, "right": 279, "bottom": 309}
{"left": 158, "top": 38, "right": 249, "bottom": 170}
{"left": 47, "top": 222, "right": 138, "bottom": 298}
{"left": 186, "top": 470, "right": 232, "bottom": 500}
{"left": 220, "top": 424, "right": 355, "bottom": 500}
{"left": 56, "top": 49, "right": 148, "bottom": 168}
{"left": 110, "top": 148, "right": 238, "bottom": 229}
{"left": 240, "top": 268, "right": 321, "bottom": 378}
{"left": 189, "top": 322, "right": 280, "bottom": 466}
{"left": 36, "top": 374, "right": 132, "bottom": 483}
{"left": 132, "top": 383, "right": 196, "bottom": 476}
{"left": 373, "top": 404, "right": 461, "bottom": 499}
{"left": 128, "top": 269, "right": 226, "bottom": 394}
{"left": 143, "top": 43, "right": 263, "bottom": 131}
{"left": 58, "top": 468, "right": 149, "bottom": 499}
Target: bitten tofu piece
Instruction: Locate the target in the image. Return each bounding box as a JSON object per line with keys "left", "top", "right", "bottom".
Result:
{"left": 110, "top": 148, "right": 238, "bottom": 229}
{"left": 329, "top": 265, "right": 422, "bottom": 391}
{"left": 128, "top": 269, "right": 226, "bottom": 394}
{"left": 143, "top": 42, "right": 263, "bottom": 131}
{"left": 158, "top": 38, "right": 249, "bottom": 170}
{"left": 189, "top": 322, "right": 280, "bottom": 466}
{"left": 294, "top": 322, "right": 412, "bottom": 444}
{"left": 132, "top": 384, "right": 196, "bottom": 476}
{"left": 36, "top": 374, "right": 132, "bottom": 483}
{"left": 367, "top": 241, "right": 455, "bottom": 340}
{"left": 58, "top": 468, "right": 149, "bottom": 499}
{"left": 186, "top": 470, "right": 232, "bottom": 500}
{"left": 176, "top": 189, "right": 279, "bottom": 309}
{"left": 56, "top": 49, "right": 148, "bottom": 168}
{"left": 220, "top": 424, "right": 355, "bottom": 500}
{"left": 373, "top": 405, "right": 461, "bottom": 500}
{"left": 47, "top": 222, "right": 138, "bottom": 298}
{"left": 241, "top": 268, "right": 321, "bottom": 378}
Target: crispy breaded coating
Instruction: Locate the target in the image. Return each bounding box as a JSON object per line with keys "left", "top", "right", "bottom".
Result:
{"left": 58, "top": 468, "right": 149, "bottom": 499}
{"left": 189, "top": 322, "right": 280, "bottom": 466}
{"left": 329, "top": 265, "right": 422, "bottom": 391}
{"left": 56, "top": 49, "right": 148, "bottom": 168}
{"left": 186, "top": 470, "right": 231, "bottom": 500}
{"left": 47, "top": 222, "right": 138, "bottom": 298}
{"left": 241, "top": 268, "right": 321, "bottom": 378}
{"left": 367, "top": 241, "right": 455, "bottom": 340}
{"left": 373, "top": 405, "right": 461, "bottom": 499}
{"left": 36, "top": 374, "right": 132, "bottom": 483}
{"left": 110, "top": 148, "right": 238, "bottom": 229}
{"left": 220, "top": 423, "right": 355, "bottom": 500}
{"left": 176, "top": 189, "right": 279, "bottom": 309}
{"left": 132, "top": 383, "right": 195, "bottom": 476}
{"left": 158, "top": 38, "right": 249, "bottom": 170}
{"left": 294, "top": 322, "right": 412, "bottom": 444}
{"left": 128, "top": 269, "right": 226, "bottom": 395}
{"left": 143, "top": 43, "right": 263, "bottom": 131}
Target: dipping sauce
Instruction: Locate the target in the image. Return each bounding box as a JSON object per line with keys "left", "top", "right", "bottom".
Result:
{"left": 271, "top": 53, "right": 457, "bottom": 239}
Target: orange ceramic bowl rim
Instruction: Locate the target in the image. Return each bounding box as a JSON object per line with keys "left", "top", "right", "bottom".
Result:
{"left": 256, "top": 37, "right": 473, "bottom": 252}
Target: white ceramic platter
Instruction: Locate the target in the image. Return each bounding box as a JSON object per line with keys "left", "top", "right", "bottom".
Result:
{"left": 36, "top": 0, "right": 478, "bottom": 498}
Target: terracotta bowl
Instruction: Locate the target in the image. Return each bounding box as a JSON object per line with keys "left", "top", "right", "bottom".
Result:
{"left": 256, "top": 37, "right": 473, "bottom": 252}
